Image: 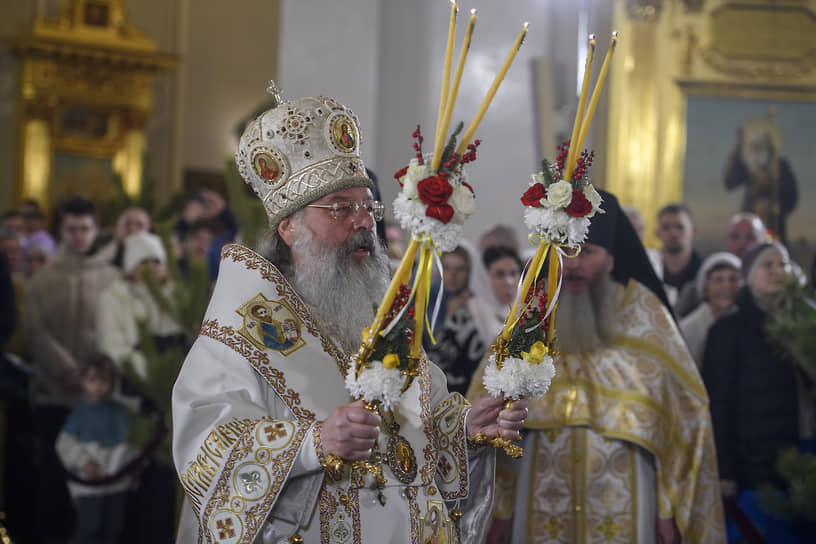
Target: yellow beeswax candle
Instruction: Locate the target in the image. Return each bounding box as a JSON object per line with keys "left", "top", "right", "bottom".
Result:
{"left": 456, "top": 22, "right": 528, "bottom": 157}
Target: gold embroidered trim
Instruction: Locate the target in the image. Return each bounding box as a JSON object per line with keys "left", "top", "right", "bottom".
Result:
{"left": 419, "top": 355, "right": 437, "bottom": 484}
{"left": 220, "top": 244, "right": 349, "bottom": 375}
{"left": 199, "top": 320, "right": 315, "bottom": 423}
{"left": 199, "top": 417, "right": 309, "bottom": 544}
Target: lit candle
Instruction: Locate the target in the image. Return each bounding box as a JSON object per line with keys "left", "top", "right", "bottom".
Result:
{"left": 575, "top": 32, "right": 618, "bottom": 156}
{"left": 457, "top": 22, "right": 529, "bottom": 157}
{"left": 564, "top": 35, "right": 596, "bottom": 182}
{"left": 433, "top": 8, "right": 477, "bottom": 171}
{"left": 433, "top": 0, "right": 459, "bottom": 169}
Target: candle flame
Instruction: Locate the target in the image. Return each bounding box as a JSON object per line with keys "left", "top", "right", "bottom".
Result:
{"left": 589, "top": 33, "right": 596, "bottom": 41}
{"left": 524, "top": 21, "right": 529, "bottom": 29}
{"left": 471, "top": 8, "right": 476, "bottom": 15}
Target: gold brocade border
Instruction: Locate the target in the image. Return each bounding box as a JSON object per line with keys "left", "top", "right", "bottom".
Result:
{"left": 200, "top": 417, "right": 310, "bottom": 544}
{"left": 220, "top": 244, "right": 350, "bottom": 375}
{"left": 419, "top": 355, "right": 438, "bottom": 484}
{"left": 526, "top": 431, "right": 539, "bottom": 542}
{"left": 348, "top": 489, "right": 361, "bottom": 544}
{"left": 318, "top": 487, "right": 336, "bottom": 543}
{"left": 630, "top": 447, "right": 638, "bottom": 544}
{"left": 432, "top": 393, "right": 470, "bottom": 500}
{"left": 199, "top": 319, "right": 315, "bottom": 423}
{"left": 407, "top": 487, "right": 420, "bottom": 544}
{"left": 573, "top": 429, "right": 585, "bottom": 543}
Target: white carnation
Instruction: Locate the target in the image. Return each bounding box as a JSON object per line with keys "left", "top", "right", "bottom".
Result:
{"left": 566, "top": 216, "right": 591, "bottom": 246}
{"left": 345, "top": 360, "right": 406, "bottom": 411}
{"left": 481, "top": 353, "right": 556, "bottom": 400}
{"left": 546, "top": 180, "right": 573, "bottom": 208}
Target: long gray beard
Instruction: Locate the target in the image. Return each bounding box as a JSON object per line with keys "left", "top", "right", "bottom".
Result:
{"left": 555, "top": 274, "right": 620, "bottom": 355}
{"left": 286, "top": 227, "right": 390, "bottom": 352}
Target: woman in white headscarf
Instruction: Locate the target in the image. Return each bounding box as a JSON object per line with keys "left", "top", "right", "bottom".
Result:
{"left": 679, "top": 252, "right": 741, "bottom": 367}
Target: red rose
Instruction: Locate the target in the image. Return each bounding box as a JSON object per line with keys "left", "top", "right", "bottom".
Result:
{"left": 425, "top": 204, "right": 455, "bottom": 224}
{"left": 565, "top": 189, "right": 592, "bottom": 217}
{"left": 521, "top": 183, "right": 546, "bottom": 207}
{"left": 417, "top": 175, "right": 453, "bottom": 206}
{"left": 394, "top": 166, "right": 408, "bottom": 181}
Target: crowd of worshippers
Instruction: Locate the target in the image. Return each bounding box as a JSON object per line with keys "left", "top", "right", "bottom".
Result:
{"left": 1, "top": 190, "right": 815, "bottom": 543}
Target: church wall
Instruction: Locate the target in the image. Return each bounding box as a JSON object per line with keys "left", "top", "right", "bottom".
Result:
{"left": 0, "top": 0, "right": 613, "bottom": 246}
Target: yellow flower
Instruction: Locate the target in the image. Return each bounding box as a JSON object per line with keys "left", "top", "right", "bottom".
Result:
{"left": 522, "top": 341, "right": 549, "bottom": 365}
{"left": 383, "top": 354, "right": 400, "bottom": 370}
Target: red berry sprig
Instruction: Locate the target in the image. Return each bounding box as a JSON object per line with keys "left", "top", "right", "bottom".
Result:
{"left": 461, "top": 139, "right": 481, "bottom": 164}
{"left": 385, "top": 284, "right": 413, "bottom": 325}
{"left": 412, "top": 125, "right": 425, "bottom": 164}
{"left": 555, "top": 140, "right": 570, "bottom": 177}
{"left": 572, "top": 149, "right": 595, "bottom": 181}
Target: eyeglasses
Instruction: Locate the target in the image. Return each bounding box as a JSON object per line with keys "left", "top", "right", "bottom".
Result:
{"left": 305, "top": 200, "right": 385, "bottom": 222}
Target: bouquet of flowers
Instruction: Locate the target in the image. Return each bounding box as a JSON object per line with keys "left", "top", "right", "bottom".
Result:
{"left": 392, "top": 125, "right": 478, "bottom": 252}
{"left": 521, "top": 141, "right": 603, "bottom": 246}
{"left": 479, "top": 32, "right": 617, "bottom": 458}
{"left": 347, "top": 6, "right": 528, "bottom": 410}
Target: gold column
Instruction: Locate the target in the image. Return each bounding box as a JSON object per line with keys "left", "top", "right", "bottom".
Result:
{"left": 606, "top": 0, "right": 684, "bottom": 248}
{"left": 113, "top": 130, "right": 146, "bottom": 197}
{"left": 22, "top": 119, "right": 52, "bottom": 209}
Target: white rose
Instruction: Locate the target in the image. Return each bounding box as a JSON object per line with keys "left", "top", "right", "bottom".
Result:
{"left": 402, "top": 175, "right": 418, "bottom": 199}
{"left": 583, "top": 184, "right": 602, "bottom": 211}
{"left": 406, "top": 161, "right": 427, "bottom": 183}
{"left": 450, "top": 184, "right": 475, "bottom": 221}
{"left": 546, "top": 180, "right": 573, "bottom": 208}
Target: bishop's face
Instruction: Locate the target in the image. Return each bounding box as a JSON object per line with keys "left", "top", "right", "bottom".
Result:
{"left": 279, "top": 186, "right": 377, "bottom": 266}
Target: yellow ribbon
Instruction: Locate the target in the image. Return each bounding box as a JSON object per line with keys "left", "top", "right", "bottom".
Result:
{"left": 504, "top": 242, "right": 550, "bottom": 333}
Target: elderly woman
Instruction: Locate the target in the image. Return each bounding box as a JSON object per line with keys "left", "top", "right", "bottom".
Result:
{"left": 679, "top": 252, "right": 741, "bottom": 367}
{"left": 702, "top": 242, "right": 812, "bottom": 543}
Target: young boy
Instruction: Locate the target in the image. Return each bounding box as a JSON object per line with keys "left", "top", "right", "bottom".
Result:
{"left": 55, "top": 354, "right": 134, "bottom": 544}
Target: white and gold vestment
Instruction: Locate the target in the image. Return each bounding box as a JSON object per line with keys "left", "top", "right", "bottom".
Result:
{"left": 469, "top": 280, "right": 726, "bottom": 543}
{"left": 172, "top": 245, "right": 495, "bottom": 543}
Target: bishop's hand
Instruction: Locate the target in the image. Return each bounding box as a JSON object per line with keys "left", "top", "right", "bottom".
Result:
{"left": 321, "top": 399, "right": 381, "bottom": 460}
{"left": 467, "top": 395, "right": 528, "bottom": 441}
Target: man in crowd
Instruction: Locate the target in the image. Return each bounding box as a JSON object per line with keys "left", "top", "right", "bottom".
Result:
{"left": 725, "top": 212, "right": 767, "bottom": 259}
{"left": 652, "top": 203, "right": 702, "bottom": 316}
{"left": 470, "top": 191, "right": 725, "bottom": 544}
{"left": 172, "top": 90, "right": 527, "bottom": 543}
{"left": 24, "top": 196, "right": 120, "bottom": 543}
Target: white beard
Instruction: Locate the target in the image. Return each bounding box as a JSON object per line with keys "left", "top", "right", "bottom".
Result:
{"left": 286, "top": 226, "right": 390, "bottom": 352}
{"left": 555, "top": 273, "right": 620, "bottom": 355}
